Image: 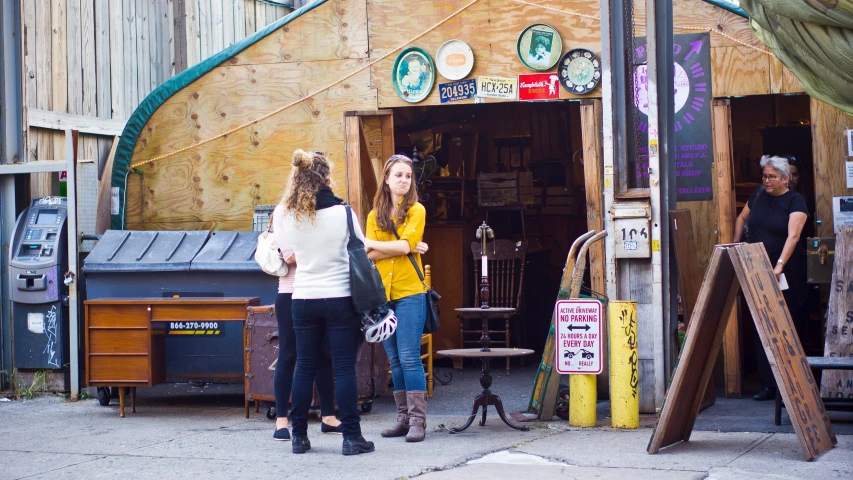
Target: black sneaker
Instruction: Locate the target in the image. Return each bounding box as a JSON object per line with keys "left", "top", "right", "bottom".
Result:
{"left": 321, "top": 422, "right": 343, "bottom": 435}
{"left": 273, "top": 428, "right": 291, "bottom": 441}
{"left": 342, "top": 436, "right": 375, "bottom": 456}
{"left": 753, "top": 387, "right": 776, "bottom": 401}
{"left": 292, "top": 437, "right": 311, "bottom": 454}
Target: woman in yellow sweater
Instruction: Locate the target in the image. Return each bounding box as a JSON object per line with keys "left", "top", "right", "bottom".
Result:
{"left": 363, "top": 154, "right": 430, "bottom": 443}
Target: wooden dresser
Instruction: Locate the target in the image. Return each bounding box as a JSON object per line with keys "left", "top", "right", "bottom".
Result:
{"left": 84, "top": 297, "right": 259, "bottom": 417}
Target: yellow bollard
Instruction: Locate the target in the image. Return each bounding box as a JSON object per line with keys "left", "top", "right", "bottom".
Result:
{"left": 609, "top": 301, "right": 639, "bottom": 428}
{"left": 569, "top": 374, "right": 597, "bottom": 426}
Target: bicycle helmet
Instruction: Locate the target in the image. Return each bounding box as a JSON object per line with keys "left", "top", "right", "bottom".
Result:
{"left": 362, "top": 306, "right": 398, "bottom": 343}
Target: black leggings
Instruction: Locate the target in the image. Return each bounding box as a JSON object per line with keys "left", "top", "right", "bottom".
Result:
{"left": 273, "top": 293, "right": 336, "bottom": 418}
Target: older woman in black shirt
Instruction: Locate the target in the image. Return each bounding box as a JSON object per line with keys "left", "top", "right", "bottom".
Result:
{"left": 734, "top": 155, "right": 808, "bottom": 401}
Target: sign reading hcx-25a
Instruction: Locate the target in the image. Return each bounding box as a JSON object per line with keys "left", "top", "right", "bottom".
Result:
{"left": 555, "top": 299, "right": 603, "bottom": 374}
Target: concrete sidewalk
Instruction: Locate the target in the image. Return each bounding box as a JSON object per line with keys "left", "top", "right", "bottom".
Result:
{"left": 1, "top": 385, "right": 850, "bottom": 480}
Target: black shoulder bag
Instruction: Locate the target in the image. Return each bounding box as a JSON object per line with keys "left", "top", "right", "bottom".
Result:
{"left": 345, "top": 206, "right": 388, "bottom": 313}
{"left": 392, "top": 230, "right": 441, "bottom": 334}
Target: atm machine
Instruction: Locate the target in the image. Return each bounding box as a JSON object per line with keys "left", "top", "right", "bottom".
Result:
{"left": 9, "top": 197, "right": 69, "bottom": 372}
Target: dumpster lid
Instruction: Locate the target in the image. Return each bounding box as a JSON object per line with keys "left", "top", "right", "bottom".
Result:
{"left": 82, "top": 230, "right": 210, "bottom": 273}
{"left": 190, "top": 231, "right": 262, "bottom": 272}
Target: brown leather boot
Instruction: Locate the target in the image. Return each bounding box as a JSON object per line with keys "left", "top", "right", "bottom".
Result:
{"left": 381, "top": 390, "right": 409, "bottom": 437}
{"left": 405, "top": 390, "right": 427, "bottom": 443}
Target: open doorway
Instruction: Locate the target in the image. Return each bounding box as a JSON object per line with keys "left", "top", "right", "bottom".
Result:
{"left": 375, "top": 100, "right": 591, "bottom": 366}
{"left": 729, "top": 93, "right": 821, "bottom": 395}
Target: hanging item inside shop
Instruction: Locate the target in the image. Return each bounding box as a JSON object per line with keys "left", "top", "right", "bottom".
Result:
{"left": 392, "top": 47, "right": 436, "bottom": 103}
{"left": 558, "top": 49, "right": 601, "bottom": 95}
{"left": 517, "top": 24, "right": 562, "bottom": 71}
{"left": 436, "top": 39, "right": 474, "bottom": 80}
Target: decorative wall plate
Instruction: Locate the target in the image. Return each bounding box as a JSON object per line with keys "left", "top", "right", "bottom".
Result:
{"left": 392, "top": 47, "right": 436, "bottom": 103}
{"left": 436, "top": 40, "right": 474, "bottom": 80}
{"left": 517, "top": 24, "right": 563, "bottom": 71}
{"left": 558, "top": 49, "right": 601, "bottom": 94}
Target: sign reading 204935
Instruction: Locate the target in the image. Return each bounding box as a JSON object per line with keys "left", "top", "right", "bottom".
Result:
{"left": 439, "top": 79, "right": 477, "bottom": 103}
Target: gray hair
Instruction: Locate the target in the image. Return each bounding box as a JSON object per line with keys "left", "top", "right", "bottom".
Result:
{"left": 759, "top": 155, "right": 790, "bottom": 178}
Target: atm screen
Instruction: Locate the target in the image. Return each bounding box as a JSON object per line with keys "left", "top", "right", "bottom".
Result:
{"left": 35, "top": 210, "right": 58, "bottom": 225}
{"left": 18, "top": 244, "right": 41, "bottom": 257}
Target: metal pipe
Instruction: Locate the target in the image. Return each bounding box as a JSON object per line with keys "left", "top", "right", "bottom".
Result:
{"left": 610, "top": 301, "right": 639, "bottom": 428}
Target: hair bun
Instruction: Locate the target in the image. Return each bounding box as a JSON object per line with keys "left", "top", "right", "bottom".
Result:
{"left": 292, "top": 149, "right": 313, "bottom": 169}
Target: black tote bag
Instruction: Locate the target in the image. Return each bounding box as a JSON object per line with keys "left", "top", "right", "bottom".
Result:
{"left": 345, "top": 206, "right": 388, "bottom": 313}
{"left": 392, "top": 230, "right": 441, "bottom": 334}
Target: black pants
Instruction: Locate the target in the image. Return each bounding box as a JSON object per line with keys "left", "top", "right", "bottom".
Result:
{"left": 273, "top": 293, "right": 335, "bottom": 418}
{"left": 290, "top": 297, "right": 363, "bottom": 440}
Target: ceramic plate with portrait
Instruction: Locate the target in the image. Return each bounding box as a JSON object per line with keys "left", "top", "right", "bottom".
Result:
{"left": 392, "top": 47, "right": 436, "bottom": 103}
{"left": 558, "top": 49, "right": 602, "bottom": 94}
{"left": 517, "top": 24, "right": 563, "bottom": 71}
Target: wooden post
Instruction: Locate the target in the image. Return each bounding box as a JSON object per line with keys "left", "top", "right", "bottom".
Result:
{"left": 581, "top": 99, "right": 608, "bottom": 397}
{"left": 712, "top": 99, "right": 741, "bottom": 398}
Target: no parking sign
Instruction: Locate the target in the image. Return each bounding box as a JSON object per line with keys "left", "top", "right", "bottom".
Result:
{"left": 555, "top": 299, "right": 603, "bottom": 375}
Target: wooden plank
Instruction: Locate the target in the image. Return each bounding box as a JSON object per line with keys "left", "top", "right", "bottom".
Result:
{"left": 357, "top": 118, "right": 379, "bottom": 222}
{"left": 184, "top": 0, "right": 199, "bottom": 68}
{"left": 345, "top": 115, "right": 365, "bottom": 223}
{"left": 712, "top": 98, "right": 741, "bottom": 398}
{"left": 581, "top": 99, "right": 608, "bottom": 395}
{"left": 233, "top": 0, "right": 245, "bottom": 41}
{"left": 123, "top": 0, "right": 138, "bottom": 112}
{"left": 109, "top": 0, "right": 124, "bottom": 118}
{"left": 729, "top": 243, "right": 836, "bottom": 460}
{"left": 51, "top": 0, "right": 68, "bottom": 160}
{"left": 173, "top": 0, "right": 187, "bottom": 73}
{"left": 96, "top": 136, "right": 120, "bottom": 234}
{"left": 198, "top": 0, "right": 210, "bottom": 61}
{"left": 22, "top": 0, "right": 36, "bottom": 160}
{"left": 149, "top": 0, "right": 161, "bottom": 90}
{"left": 222, "top": 0, "right": 233, "bottom": 48}
{"left": 768, "top": 57, "right": 802, "bottom": 95}
{"left": 671, "top": 208, "right": 715, "bottom": 410}
{"left": 648, "top": 247, "right": 739, "bottom": 453}
{"left": 165, "top": 0, "right": 176, "bottom": 77}
{"left": 211, "top": 0, "right": 224, "bottom": 53}
{"left": 34, "top": 0, "right": 53, "bottom": 164}
{"left": 135, "top": 0, "right": 149, "bottom": 98}
{"left": 28, "top": 108, "right": 126, "bottom": 136}
{"left": 243, "top": 0, "right": 255, "bottom": 36}
{"left": 810, "top": 98, "right": 853, "bottom": 238}
{"left": 94, "top": 0, "right": 110, "bottom": 119}
{"left": 821, "top": 227, "right": 853, "bottom": 397}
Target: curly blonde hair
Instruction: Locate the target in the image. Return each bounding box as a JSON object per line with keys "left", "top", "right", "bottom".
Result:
{"left": 280, "top": 149, "right": 333, "bottom": 226}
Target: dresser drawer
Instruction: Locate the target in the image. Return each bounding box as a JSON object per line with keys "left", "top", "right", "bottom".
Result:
{"left": 89, "top": 355, "right": 150, "bottom": 384}
{"left": 87, "top": 304, "right": 149, "bottom": 328}
{"left": 88, "top": 329, "right": 149, "bottom": 355}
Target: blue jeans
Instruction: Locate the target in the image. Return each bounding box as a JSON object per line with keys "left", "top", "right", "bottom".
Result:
{"left": 273, "top": 293, "right": 335, "bottom": 418}
{"left": 290, "top": 297, "right": 363, "bottom": 439}
{"left": 383, "top": 294, "right": 426, "bottom": 392}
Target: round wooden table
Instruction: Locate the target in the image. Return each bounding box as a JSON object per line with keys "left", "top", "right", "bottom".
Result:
{"left": 437, "top": 307, "right": 535, "bottom": 433}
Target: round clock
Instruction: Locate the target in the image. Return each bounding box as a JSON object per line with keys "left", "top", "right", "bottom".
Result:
{"left": 558, "top": 49, "right": 601, "bottom": 94}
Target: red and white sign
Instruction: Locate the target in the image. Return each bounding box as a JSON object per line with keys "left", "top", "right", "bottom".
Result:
{"left": 555, "top": 299, "right": 603, "bottom": 374}
{"left": 518, "top": 73, "right": 561, "bottom": 101}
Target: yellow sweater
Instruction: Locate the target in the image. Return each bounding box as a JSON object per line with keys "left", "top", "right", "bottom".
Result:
{"left": 366, "top": 203, "right": 427, "bottom": 301}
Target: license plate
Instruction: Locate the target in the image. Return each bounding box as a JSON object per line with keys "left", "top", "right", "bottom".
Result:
{"left": 439, "top": 79, "right": 477, "bottom": 103}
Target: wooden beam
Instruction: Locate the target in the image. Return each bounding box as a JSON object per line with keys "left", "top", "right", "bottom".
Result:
{"left": 95, "top": 136, "right": 120, "bottom": 234}
{"left": 28, "top": 108, "right": 125, "bottom": 136}
{"left": 0, "top": 161, "right": 67, "bottom": 175}
{"left": 345, "top": 115, "right": 364, "bottom": 224}
{"left": 581, "top": 98, "right": 608, "bottom": 396}
{"left": 712, "top": 98, "right": 741, "bottom": 398}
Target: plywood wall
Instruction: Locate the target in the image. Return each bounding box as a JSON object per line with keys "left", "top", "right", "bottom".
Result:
{"left": 125, "top": 0, "right": 374, "bottom": 230}
{"left": 811, "top": 99, "right": 853, "bottom": 238}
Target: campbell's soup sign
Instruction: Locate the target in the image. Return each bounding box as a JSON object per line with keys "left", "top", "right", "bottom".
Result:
{"left": 518, "top": 73, "right": 561, "bottom": 101}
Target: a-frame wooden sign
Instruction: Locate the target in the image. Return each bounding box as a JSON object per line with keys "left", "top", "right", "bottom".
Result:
{"left": 648, "top": 243, "right": 836, "bottom": 461}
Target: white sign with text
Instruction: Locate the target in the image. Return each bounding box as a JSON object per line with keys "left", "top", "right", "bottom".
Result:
{"left": 555, "top": 299, "right": 603, "bottom": 374}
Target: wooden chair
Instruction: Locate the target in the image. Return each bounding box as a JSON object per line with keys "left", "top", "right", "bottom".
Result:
{"left": 459, "top": 240, "right": 528, "bottom": 373}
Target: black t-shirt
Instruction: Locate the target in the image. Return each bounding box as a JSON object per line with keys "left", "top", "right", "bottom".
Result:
{"left": 746, "top": 187, "right": 808, "bottom": 261}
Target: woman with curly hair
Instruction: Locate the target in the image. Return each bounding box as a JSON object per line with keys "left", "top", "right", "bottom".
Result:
{"left": 279, "top": 149, "right": 374, "bottom": 456}
{"left": 363, "top": 154, "right": 430, "bottom": 443}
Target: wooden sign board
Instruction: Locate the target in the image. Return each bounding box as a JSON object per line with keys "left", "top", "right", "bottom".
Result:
{"left": 821, "top": 227, "right": 853, "bottom": 398}
{"left": 648, "top": 243, "right": 836, "bottom": 461}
